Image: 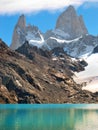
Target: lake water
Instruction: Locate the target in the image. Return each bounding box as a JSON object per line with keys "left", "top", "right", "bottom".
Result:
{"left": 0, "top": 104, "right": 98, "bottom": 130}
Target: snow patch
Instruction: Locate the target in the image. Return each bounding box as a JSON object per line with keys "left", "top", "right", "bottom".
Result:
{"left": 71, "top": 58, "right": 78, "bottom": 62}
{"left": 82, "top": 77, "right": 98, "bottom": 93}
{"left": 74, "top": 53, "right": 98, "bottom": 93}
{"left": 52, "top": 57, "right": 58, "bottom": 61}
{"left": 50, "top": 35, "right": 82, "bottom": 44}
{"left": 60, "top": 57, "right": 65, "bottom": 60}
{"left": 50, "top": 37, "right": 66, "bottom": 43}
{"left": 17, "top": 27, "right": 21, "bottom": 35}
{"left": 16, "top": 80, "right": 22, "bottom": 87}
{"left": 29, "top": 31, "right": 45, "bottom": 48}
{"left": 75, "top": 53, "right": 98, "bottom": 78}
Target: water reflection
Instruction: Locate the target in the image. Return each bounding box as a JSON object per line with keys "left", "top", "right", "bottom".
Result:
{"left": 0, "top": 105, "right": 98, "bottom": 130}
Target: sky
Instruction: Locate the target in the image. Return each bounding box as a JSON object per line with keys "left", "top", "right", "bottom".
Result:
{"left": 0, "top": 0, "right": 98, "bottom": 46}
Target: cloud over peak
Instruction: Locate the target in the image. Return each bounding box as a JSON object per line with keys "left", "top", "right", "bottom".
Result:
{"left": 0, "top": 0, "right": 98, "bottom": 15}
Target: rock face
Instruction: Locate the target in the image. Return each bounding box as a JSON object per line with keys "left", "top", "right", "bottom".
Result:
{"left": 10, "top": 15, "right": 42, "bottom": 50}
{"left": 64, "top": 35, "right": 98, "bottom": 57}
{"left": 17, "top": 15, "right": 26, "bottom": 29}
{"left": 93, "top": 45, "right": 98, "bottom": 53}
{"left": 10, "top": 15, "right": 26, "bottom": 50}
{"left": 55, "top": 5, "right": 88, "bottom": 39}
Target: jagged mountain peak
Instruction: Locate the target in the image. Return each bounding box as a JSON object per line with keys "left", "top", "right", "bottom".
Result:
{"left": 55, "top": 5, "right": 88, "bottom": 39}
{"left": 17, "top": 14, "right": 26, "bottom": 29}
{"left": 59, "top": 5, "right": 77, "bottom": 18}
{"left": 65, "top": 5, "right": 76, "bottom": 14}
{"left": 10, "top": 14, "right": 42, "bottom": 50}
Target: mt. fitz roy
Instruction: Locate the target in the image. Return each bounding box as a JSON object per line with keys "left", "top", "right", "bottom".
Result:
{"left": 10, "top": 5, "right": 98, "bottom": 58}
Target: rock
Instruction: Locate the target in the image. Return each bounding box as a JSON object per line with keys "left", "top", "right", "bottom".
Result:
{"left": 55, "top": 5, "right": 88, "bottom": 39}
{"left": 52, "top": 72, "right": 68, "bottom": 82}
{"left": 10, "top": 15, "right": 26, "bottom": 50}
{"left": 93, "top": 45, "right": 98, "bottom": 53}
{"left": 64, "top": 35, "right": 98, "bottom": 57}
{"left": 79, "top": 60, "right": 88, "bottom": 67}
{"left": 0, "top": 39, "right": 8, "bottom": 50}
{"left": 16, "top": 41, "right": 51, "bottom": 59}
{"left": 17, "top": 14, "right": 26, "bottom": 30}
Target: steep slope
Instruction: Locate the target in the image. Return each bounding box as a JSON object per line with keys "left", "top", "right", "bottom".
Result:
{"left": 64, "top": 35, "right": 98, "bottom": 57}
{"left": 1, "top": 39, "right": 98, "bottom": 103}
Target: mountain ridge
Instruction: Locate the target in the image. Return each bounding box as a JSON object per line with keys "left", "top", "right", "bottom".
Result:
{"left": 10, "top": 5, "right": 98, "bottom": 58}
{"left": 1, "top": 39, "right": 98, "bottom": 103}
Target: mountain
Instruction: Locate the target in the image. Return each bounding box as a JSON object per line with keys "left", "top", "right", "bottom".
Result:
{"left": 43, "top": 6, "right": 98, "bottom": 57}
{"left": 7, "top": 5, "right": 98, "bottom": 98}
{"left": 10, "top": 6, "right": 98, "bottom": 58}
{"left": 1, "top": 39, "right": 98, "bottom": 103}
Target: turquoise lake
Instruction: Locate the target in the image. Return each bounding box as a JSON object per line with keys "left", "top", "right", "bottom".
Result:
{"left": 0, "top": 104, "right": 98, "bottom": 130}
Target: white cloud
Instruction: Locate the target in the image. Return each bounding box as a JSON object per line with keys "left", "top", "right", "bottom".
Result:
{"left": 0, "top": 0, "right": 98, "bottom": 15}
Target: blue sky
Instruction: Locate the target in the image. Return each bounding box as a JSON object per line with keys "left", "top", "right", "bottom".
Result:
{"left": 0, "top": 0, "right": 98, "bottom": 46}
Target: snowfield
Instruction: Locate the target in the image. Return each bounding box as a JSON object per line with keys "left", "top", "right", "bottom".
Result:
{"left": 50, "top": 35, "right": 82, "bottom": 44}
{"left": 73, "top": 53, "right": 98, "bottom": 93}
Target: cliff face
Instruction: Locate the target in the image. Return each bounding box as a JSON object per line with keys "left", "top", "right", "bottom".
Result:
{"left": 55, "top": 6, "right": 88, "bottom": 39}
{"left": 0, "top": 39, "right": 98, "bottom": 103}
{"left": 10, "top": 15, "right": 26, "bottom": 50}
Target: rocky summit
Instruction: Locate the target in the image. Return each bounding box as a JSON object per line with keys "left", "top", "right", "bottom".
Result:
{"left": 56, "top": 5, "right": 88, "bottom": 39}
